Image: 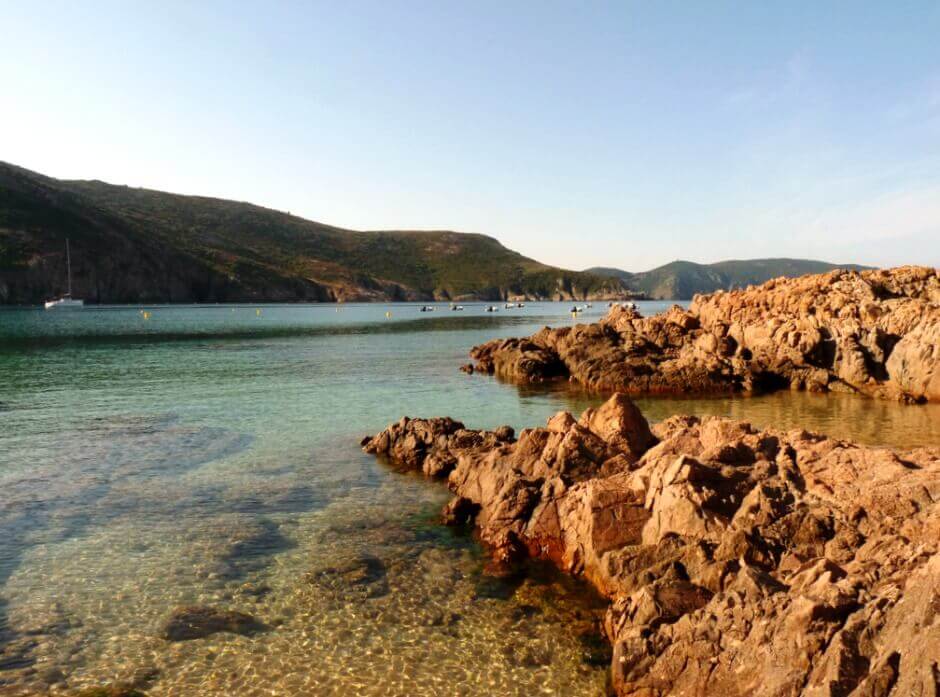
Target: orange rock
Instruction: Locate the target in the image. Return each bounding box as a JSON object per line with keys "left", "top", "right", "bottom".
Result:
{"left": 363, "top": 393, "right": 940, "bottom": 695}
{"left": 467, "top": 266, "right": 940, "bottom": 402}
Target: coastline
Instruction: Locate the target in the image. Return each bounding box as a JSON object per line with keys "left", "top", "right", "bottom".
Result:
{"left": 463, "top": 266, "right": 940, "bottom": 403}
{"left": 2, "top": 269, "right": 937, "bottom": 694}
{"left": 362, "top": 394, "right": 940, "bottom": 695}
{"left": 0, "top": 294, "right": 651, "bottom": 309}
{"left": 362, "top": 266, "right": 940, "bottom": 693}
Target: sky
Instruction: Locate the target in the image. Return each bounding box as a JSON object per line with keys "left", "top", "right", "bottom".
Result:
{"left": 2, "top": 1, "right": 939, "bottom": 271}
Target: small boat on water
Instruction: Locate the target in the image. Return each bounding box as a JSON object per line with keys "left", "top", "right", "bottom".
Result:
{"left": 451, "top": 305, "right": 464, "bottom": 311}
{"left": 486, "top": 305, "right": 499, "bottom": 312}
{"left": 516, "top": 302, "right": 525, "bottom": 308}
{"left": 419, "top": 305, "right": 436, "bottom": 312}
{"left": 45, "top": 239, "right": 83, "bottom": 310}
{"left": 44, "top": 297, "right": 84, "bottom": 310}
{"left": 504, "top": 302, "right": 514, "bottom": 309}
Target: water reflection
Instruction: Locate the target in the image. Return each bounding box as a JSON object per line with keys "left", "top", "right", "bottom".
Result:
{"left": 511, "top": 381, "right": 940, "bottom": 448}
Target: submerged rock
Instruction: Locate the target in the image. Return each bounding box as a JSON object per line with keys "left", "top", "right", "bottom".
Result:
{"left": 72, "top": 685, "right": 147, "bottom": 697}
{"left": 363, "top": 393, "right": 940, "bottom": 696}
{"left": 159, "top": 606, "right": 266, "bottom": 641}
{"left": 467, "top": 266, "right": 940, "bottom": 402}
{"left": 305, "top": 552, "right": 390, "bottom": 600}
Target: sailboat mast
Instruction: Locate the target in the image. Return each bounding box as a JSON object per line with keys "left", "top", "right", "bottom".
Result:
{"left": 66, "top": 239, "right": 72, "bottom": 297}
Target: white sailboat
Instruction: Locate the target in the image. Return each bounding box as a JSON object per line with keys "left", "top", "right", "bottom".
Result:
{"left": 44, "top": 240, "right": 84, "bottom": 310}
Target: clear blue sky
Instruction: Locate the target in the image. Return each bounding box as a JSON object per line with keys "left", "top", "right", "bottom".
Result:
{"left": 3, "top": 1, "right": 939, "bottom": 270}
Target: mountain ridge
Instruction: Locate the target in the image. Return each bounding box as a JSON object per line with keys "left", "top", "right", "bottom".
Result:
{"left": 586, "top": 258, "right": 874, "bottom": 300}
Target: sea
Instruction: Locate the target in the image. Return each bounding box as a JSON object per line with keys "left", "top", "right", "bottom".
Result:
{"left": 1, "top": 301, "right": 937, "bottom": 695}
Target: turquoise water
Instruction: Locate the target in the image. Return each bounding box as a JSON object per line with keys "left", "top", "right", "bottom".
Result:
{"left": 0, "top": 302, "right": 937, "bottom": 695}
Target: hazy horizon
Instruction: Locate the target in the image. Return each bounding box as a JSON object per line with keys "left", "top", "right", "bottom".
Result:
{"left": 3, "top": 2, "right": 939, "bottom": 269}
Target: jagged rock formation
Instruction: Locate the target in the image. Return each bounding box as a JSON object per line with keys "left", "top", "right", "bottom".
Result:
{"left": 466, "top": 266, "right": 940, "bottom": 402}
{"left": 362, "top": 394, "right": 940, "bottom": 696}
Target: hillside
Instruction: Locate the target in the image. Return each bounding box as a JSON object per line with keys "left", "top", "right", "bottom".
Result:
{"left": 0, "top": 162, "right": 630, "bottom": 305}
{"left": 581, "top": 266, "right": 634, "bottom": 282}
{"left": 587, "top": 258, "right": 872, "bottom": 299}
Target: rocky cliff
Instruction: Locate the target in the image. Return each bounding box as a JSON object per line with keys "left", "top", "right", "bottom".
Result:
{"left": 363, "top": 394, "right": 940, "bottom": 696}
{"left": 465, "top": 266, "right": 940, "bottom": 402}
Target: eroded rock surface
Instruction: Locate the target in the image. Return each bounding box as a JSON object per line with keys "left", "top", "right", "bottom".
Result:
{"left": 468, "top": 266, "right": 940, "bottom": 402}
{"left": 363, "top": 394, "right": 940, "bottom": 696}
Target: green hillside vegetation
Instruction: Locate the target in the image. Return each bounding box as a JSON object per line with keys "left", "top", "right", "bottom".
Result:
{"left": 587, "top": 258, "right": 872, "bottom": 300}
{"left": 0, "top": 162, "right": 628, "bottom": 304}
{"left": 581, "top": 266, "right": 634, "bottom": 282}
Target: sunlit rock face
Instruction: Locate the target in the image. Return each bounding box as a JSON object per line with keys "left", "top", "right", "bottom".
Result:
{"left": 467, "top": 265, "right": 940, "bottom": 403}
{"left": 364, "top": 393, "right": 940, "bottom": 696}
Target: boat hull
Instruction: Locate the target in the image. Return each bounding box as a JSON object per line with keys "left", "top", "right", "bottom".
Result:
{"left": 44, "top": 298, "right": 84, "bottom": 310}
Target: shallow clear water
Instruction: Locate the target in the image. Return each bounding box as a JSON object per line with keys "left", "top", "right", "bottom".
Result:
{"left": 0, "top": 301, "right": 937, "bottom": 695}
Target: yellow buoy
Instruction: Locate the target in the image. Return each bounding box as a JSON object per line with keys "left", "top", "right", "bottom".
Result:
{"left": 142, "top": 311, "right": 151, "bottom": 320}
{"left": 385, "top": 311, "right": 392, "bottom": 319}
{"left": 256, "top": 309, "right": 262, "bottom": 316}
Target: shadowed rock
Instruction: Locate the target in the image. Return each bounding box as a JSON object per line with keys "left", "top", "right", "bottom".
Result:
{"left": 305, "top": 552, "right": 390, "bottom": 600}
{"left": 71, "top": 686, "right": 147, "bottom": 697}
{"left": 467, "top": 266, "right": 940, "bottom": 402}
{"left": 363, "top": 393, "right": 940, "bottom": 696}
{"left": 159, "top": 606, "right": 266, "bottom": 641}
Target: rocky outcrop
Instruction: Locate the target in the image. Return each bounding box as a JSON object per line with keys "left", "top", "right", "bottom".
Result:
{"left": 362, "top": 394, "right": 940, "bottom": 696}
{"left": 467, "top": 266, "right": 940, "bottom": 402}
